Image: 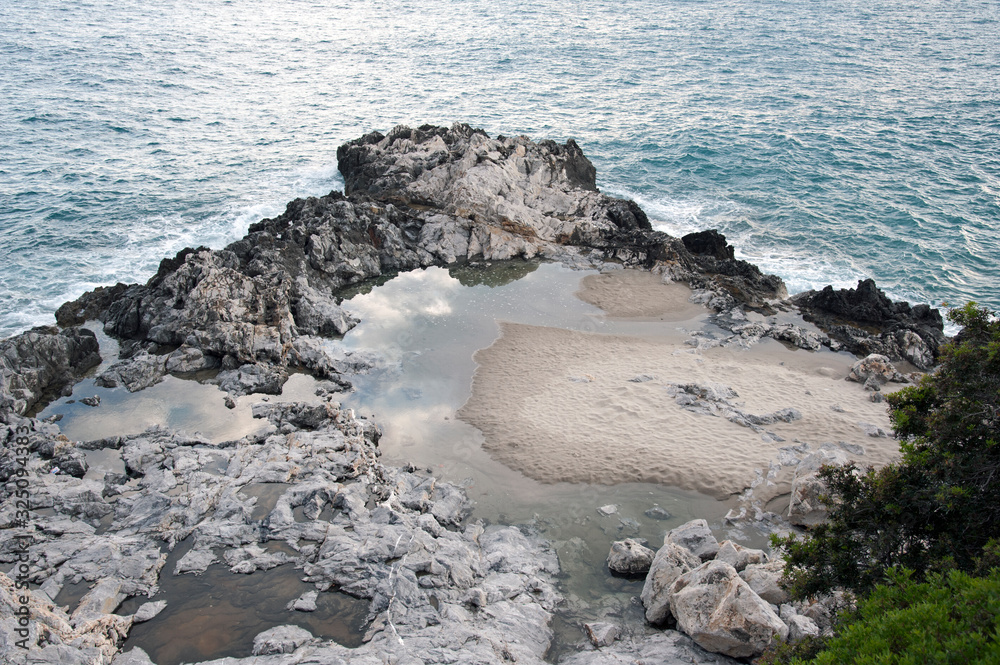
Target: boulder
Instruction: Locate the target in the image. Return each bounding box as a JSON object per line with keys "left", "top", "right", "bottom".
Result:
{"left": 739, "top": 560, "right": 790, "bottom": 605}
{"left": 669, "top": 560, "right": 788, "bottom": 658}
{"left": 0, "top": 326, "right": 101, "bottom": 415}
{"left": 682, "top": 230, "right": 735, "bottom": 261}
{"left": 584, "top": 621, "right": 619, "bottom": 648}
{"left": 607, "top": 538, "right": 656, "bottom": 576}
{"left": 641, "top": 542, "right": 702, "bottom": 624}
{"left": 787, "top": 447, "right": 851, "bottom": 527}
{"left": 165, "top": 345, "right": 220, "bottom": 373}
{"left": 217, "top": 363, "right": 289, "bottom": 396}
{"left": 846, "top": 353, "right": 906, "bottom": 387}
{"left": 786, "top": 614, "right": 821, "bottom": 643}
{"left": 94, "top": 352, "right": 165, "bottom": 392}
{"left": 666, "top": 519, "right": 720, "bottom": 561}
{"left": 714, "top": 540, "right": 767, "bottom": 572}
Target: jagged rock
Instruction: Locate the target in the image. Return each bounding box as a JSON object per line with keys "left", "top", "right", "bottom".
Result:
{"left": 287, "top": 590, "right": 318, "bottom": 612}
{"left": 846, "top": 353, "right": 907, "bottom": 387}
{"left": 164, "top": 345, "right": 220, "bottom": 374}
{"left": 714, "top": 540, "right": 767, "bottom": 572}
{"left": 666, "top": 519, "right": 720, "bottom": 561}
{"left": 559, "top": 631, "right": 741, "bottom": 665}
{"left": 52, "top": 448, "right": 89, "bottom": 478}
{"left": 80, "top": 395, "right": 101, "bottom": 407}
{"left": 787, "top": 447, "right": 852, "bottom": 527}
{"left": 252, "top": 625, "right": 314, "bottom": 655}
{"left": 94, "top": 352, "right": 165, "bottom": 392}
{"left": 739, "top": 560, "right": 790, "bottom": 605}
{"left": 641, "top": 541, "right": 702, "bottom": 625}
{"left": 585, "top": 621, "right": 619, "bottom": 647}
{"left": 607, "top": 539, "right": 655, "bottom": 576}
{"left": 669, "top": 560, "right": 788, "bottom": 658}
{"left": 682, "top": 230, "right": 735, "bottom": 261}
{"left": 786, "top": 614, "right": 821, "bottom": 643}
{"left": 793, "top": 279, "right": 945, "bottom": 368}
{"left": 0, "top": 326, "right": 101, "bottom": 415}
{"left": 217, "top": 363, "right": 289, "bottom": 396}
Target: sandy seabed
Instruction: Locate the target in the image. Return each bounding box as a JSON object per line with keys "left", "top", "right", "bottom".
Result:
{"left": 459, "top": 270, "right": 902, "bottom": 500}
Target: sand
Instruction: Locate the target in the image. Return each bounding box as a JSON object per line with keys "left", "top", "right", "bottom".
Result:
{"left": 459, "top": 270, "right": 902, "bottom": 500}
{"left": 576, "top": 270, "right": 709, "bottom": 321}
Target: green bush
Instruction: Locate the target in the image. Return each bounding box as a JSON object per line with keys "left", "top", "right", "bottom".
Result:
{"left": 775, "top": 303, "right": 1000, "bottom": 598}
{"left": 790, "top": 568, "right": 1000, "bottom": 665}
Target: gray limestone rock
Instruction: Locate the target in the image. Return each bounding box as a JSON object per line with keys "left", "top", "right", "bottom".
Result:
{"left": 217, "top": 363, "right": 289, "bottom": 396}
{"left": 666, "top": 519, "right": 720, "bottom": 561}
{"left": 739, "top": 560, "right": 790, "bottom": 605}
{"left": 669, "top": 560, "right": 788, "bottom": 658}
{"left": 0, "top": 326, "right": 101, "bottom": 415}
{"left": 641, "top": 541, "right": 702, "bottom": 625}
{"left": 606, "top": 539, "right": 655, "bottom": 576}
{"left": 131, "top": 600, "right": 167, "bottom": 624}
{"left": 585, "top": 621, "right": 619, "bottom": 648}
{"left": 714, "top": 540, "right": 767, "bottom": 573}
{"left": 94, "top": 352, "right": 166, "bottom": 392}
{"left": 165, "top": 345, "right": 220, "bottom": 374}
{"left": 252, "top": 624, "right": 315, "bottom": 655}
{"left": 559, "top": 631, "right": 740, "bottom": 665}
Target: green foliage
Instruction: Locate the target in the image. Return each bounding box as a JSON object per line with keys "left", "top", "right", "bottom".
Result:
{"left": 775, "top": 303, "right": 1000, "bottom": 597}
{"left": 789, "top": 568, "right": 1000, "bottom": 665}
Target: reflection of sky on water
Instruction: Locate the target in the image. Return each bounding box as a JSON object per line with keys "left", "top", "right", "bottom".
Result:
{"left": 39, "top": 261, "right": 756, "bottom": 650}
{"left": 339, "top": 262, "right": 604, "bottom": 406}
{"left": 337, "top": 263, "right": 607, "bottom": 474}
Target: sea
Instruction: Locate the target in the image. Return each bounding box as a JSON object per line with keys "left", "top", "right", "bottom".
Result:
{"left": 2, "top": 0, "right": 998, "bottom": 339}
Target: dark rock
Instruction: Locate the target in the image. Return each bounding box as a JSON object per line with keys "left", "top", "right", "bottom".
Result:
{"left": 793, "top": 279, "right": 946, "bottom": 367}
{"left": 644, "top": 506, "right": 674, "bottom": 521}
{"left": 0, "top": 326, "right": 101, "bottom": 415}
{"left": 682, "top": 230, "right": 735, "bottom": 261}
{"left": 52, "top": 448, "right": 89, "bottom": 478}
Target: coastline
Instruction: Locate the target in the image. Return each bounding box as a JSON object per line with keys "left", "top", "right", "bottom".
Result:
{"left": 0, "top": 125, "right": 949, "bottom": 664}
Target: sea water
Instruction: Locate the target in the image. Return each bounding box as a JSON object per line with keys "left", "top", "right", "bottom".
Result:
{"left": 2, "top": 0, "right": 998, "bottom": 338}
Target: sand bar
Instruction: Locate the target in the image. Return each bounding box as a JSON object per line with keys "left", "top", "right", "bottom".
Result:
{"left": 459, "top": 271, "right": 900, "bottom": 500}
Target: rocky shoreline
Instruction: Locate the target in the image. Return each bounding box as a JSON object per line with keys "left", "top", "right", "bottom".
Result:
{"left": 1, "top": 124, "right": 946, "bottom": 664}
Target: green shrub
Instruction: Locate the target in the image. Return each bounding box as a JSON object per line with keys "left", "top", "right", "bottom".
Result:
{"left": 791, "top": 568, "right": 1000, "bottom": 665}
{"left": 775, "top": 303, "right": 1000, "bottom": 597}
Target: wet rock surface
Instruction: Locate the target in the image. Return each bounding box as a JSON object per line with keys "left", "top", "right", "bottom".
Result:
{"left": 1, "top": 402, "right": 563, "bottom": 665}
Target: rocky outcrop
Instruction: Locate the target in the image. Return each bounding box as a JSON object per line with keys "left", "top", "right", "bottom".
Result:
{"left": 41, "top": 124, "right": 938, "bottom": 410}
{"left": 50, "top": 125, "right": 795, "bottom": 398}
{"left": 0, "top": 400, "right": 561, "bottom": 665}
{"left": 0, "top": 326, "right": 101, "bottom": 415}
{"left": 793, "top": 279, "right": 945, "bottom": 368}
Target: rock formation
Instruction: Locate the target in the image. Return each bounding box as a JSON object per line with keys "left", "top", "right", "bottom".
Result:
{"left": 0, "top": 124, "right": 952, "bottom": 664}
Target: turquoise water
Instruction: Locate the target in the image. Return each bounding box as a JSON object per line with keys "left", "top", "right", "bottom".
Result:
{"left": 2, "top": 0, "right": 998, "bottom": 337}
